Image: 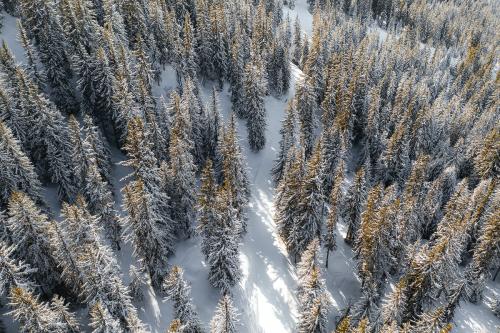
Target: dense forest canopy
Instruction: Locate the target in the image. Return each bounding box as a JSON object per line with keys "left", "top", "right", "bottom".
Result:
{"left": 0, "top": 0, "right": 498, "bottom": 332}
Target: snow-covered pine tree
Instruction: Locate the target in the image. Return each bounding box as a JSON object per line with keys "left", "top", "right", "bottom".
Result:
{"left": 165, "top": 110, "right": 197, "bottom": 238}
{"left": 288, "top": 142, "right": 324, "bottom": 261}
{"left": 466, "top": 209, "right": 500, "bottom": 302}
{"left": 28, "top": 85, "right": 79, "bottom": 201}
{"left": 204, "top": 89, "right": 224, "bottom": 174}
{"left": 68, "top": 115, "right": 92, "bottom": 191}
{"left": 344, "top": 167, "right": 367, "bottom": 245}
{"left": 168, "top": 319, "right": 186, "bottom": 333}
{"left": 297, "top": 239, "right": 321, "bottom": 290}
{"left": 473, "top": 127, "right": 499, "bottom": 180}
{"left": 121, "top": 0, "right": 150, "bottom": 50}
{"left": 121, "top": 116, "right": 171, "bottom": 225}
{"left": 18, "top": 0, "right": 78, "bottom": 113}
{"left": 111, "top": 70, "right": 142, "bottom": 147}
{"left": 148, "top": 0, "right": 169, "bottom": 68}
{"left": 0, "top": 242, "right": 35, "bottom": 297}
{"left": 271, "top": 101, "right": 297, "bottom": 185}
{"left": 163, "top": 266, "right": 204, "bottom": 333}
{"left": 82, "top": 115, "right": 112, "bottom": 186}
{"left": 6, "top": 192, "right": 59, "bottom": 294}
{"left": 303, "top": 26, "right": 325, "bottom": 104}
{"left": 297, "top": 296, "right": 329, "bottom": 333}
{"left": 296, "top": 243, "right": 329, "bottom": 333}
{"left": 128, "top": 264, "right": 146, "bottom": 302}
{"left": 16, "top": 20, "right": 46, "bottom": 89}
{"left": 8, "top": 287, "right": 78, "bottom": 333}
{"left": 206, "top": 186, "right": 241, "bottom": 293}
{"left": 59, "top": 197, "right": 144, "bottom": 330}
{"left": 210, "top": 294, "right": 238, "bottom": 333}
{"left": 49, "top": 295, "right": 80, "bottom": 333}
{"left": 197, "top": 159, "right": 219, "bottom": 257}
{"left": 177, "top": 13, "right": 198, "bottom": 83}
{"left": 220, "top": 114, "right": 251, "bottom": 231}
{"left": 295, "top": 74, "right": 317, "bottom": 157}
{"left": 275, "top": 146, "right": 305, "bottom": 243}
{"left": 292, "top": 15, "right": 302, "bottom": 66}
{"left": 380, "top": 279, "right": 408, "bottom": 328}
{"left": 324, "top": 160, "right": 345, "bottom": 268}
{"left": 244, "top": 59, "right": 267, "bottom": 151}
{"left": 0, "top": 121, "right": 42, "bottom": 207}
{"left": 208, "top": 5, "right": 228, "bottom": 89}
{"left": 334, "top": 315, "right": 351, "bottom": 333}
{"left": 83, "top": 160, "right": 121, "bottom": 250}
{"left": 181, "top": 77, "right": 205, "bottom": 167}
{"left": 354, "top": 184, "right": 389, "bottom": 287}
{"left": 0, "top": 85, "right": 27, "bottom": 150}
{"left": 88, "top": 301, "right": 122, "bottom": 333}
{"left": 229, "top": 27, "right": 245, "bottom": 118}
{"left": 320, "top": 126, "right": 344, "bottom": 196}
{"left": 122, "top": 178, "right": 175, "bottom": 290}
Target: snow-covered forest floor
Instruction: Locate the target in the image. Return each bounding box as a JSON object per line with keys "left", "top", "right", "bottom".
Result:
{"left": 1, "top": 0, "right": 499, "bottom": 332}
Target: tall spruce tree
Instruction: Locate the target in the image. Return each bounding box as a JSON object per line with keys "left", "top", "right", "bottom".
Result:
{"left": 271, "top": 101, "right": 297, "bottom": 185}
{"left": 210, "top": 294, "right": 238, "bottom": 333}
{"left": 6, "top": 192, "right": 59, "bottom": 294}
{"left": 163, "top": 266, "right": 204, "bottom": 333}
{"left": 244, "top": 60, "right": 267, "bottom": 151}
{"left": 288, "top": 142, "right": 324, "bottom": 261}
{"left": 0, "top": 121, "right": 42, "bottom": 207}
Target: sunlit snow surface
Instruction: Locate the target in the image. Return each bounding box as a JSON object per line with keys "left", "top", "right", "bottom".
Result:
{"left": 1, "top": 0, "right": 499, "bottom": 331}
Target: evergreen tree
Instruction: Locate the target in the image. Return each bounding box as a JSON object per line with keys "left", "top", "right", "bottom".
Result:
{"left": 16, "top": 21, "right": 46, "bottom": 89}
{"left": 275, "top": 146, "right": 305, "bottom": 243}
{"left": 165, "top": 91, "right": 198, "bottom": 237}
{"left": 320, "top": 126, "right": 344, "bottom": 196}
{"left": 197, "top": 159, "right": 219, "bottom": 257}
{"left": 204, "top": 89, "right": 224, "bottom": 171}
{"left": 229, "top": 30, "right": 245, "bottom": 118}
{"left": 177, "top": 13, "right": 198, "bottom": 82}
{"left": 83, "top": 160, "right": 121, "bottom": 250}
{"left": 344, "top": 168, "right": 367, "bottom": 245}
{"left": 60, "top": 199, "right": 144, "bottom": 330}
{"left": 324, "top": 160, "right": 345, "bottom": 267}
{"left": 0, "top": 243, "right": 35, "bottom": 297}
{"left": 210, "top": 295, "right": 238, "bottom": 333}
{"left": 8, "top": 287, "right": 77, "bottom": 333}
{"left": 473, "top": 127, "right": 499, "bottom": 180}
{"left": 0, "top": 121, "right": 42, "bottom": 206}
{"left": 292, "top": 16, "right": 302, "bottom": 65}
{"left": 121, "top": 116, "right": 172, "bottom": 230}
{"left": 288, "top": 142, "right": 324, "bottom": 261}
{"left": 206, "top": 187, "right": 241, "bottom": 294}
{"left": 128, "top": 265, "right": 145, "bottom": 302}
{"left": 19, "top": 0, "right": 78, "bottom": 113}
{"left": 49, "top": 295, "right": 80, "bottom": 333}
{"left": 295, "top": 75, "right": 317, "bottom": 156}
{"left": 122, "top": 179, "right": 175, "bottom": 289}
{"left": 6, "top": 192, "right": 59, "bottom": 294}
{"left": 220, "top": 115, "right": 250, "bottom": 233}
{"left": 88, "top": 301, "right": 122, "bottom": 333}
{"left": 82, "top": 115, "right": 112, "bottom": 186}
{"left": 244, "top": 60, "right": 267, "bottom": 151}
{"left": 163, "top": 266, "right": 204, "bottom": 333}
{"left": 296, "top": 241, "right": 329, "bottom": 333}
{"left": 466, "top": 209, "right": 500, "bottom": 302}
{"left": 271, "top": 101, "right": 297, "bottom": 185}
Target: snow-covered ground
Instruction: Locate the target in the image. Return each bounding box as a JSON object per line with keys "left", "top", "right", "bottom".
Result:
{"left": 1, "top": 1, "right": 499, "bottom": 332}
